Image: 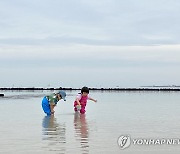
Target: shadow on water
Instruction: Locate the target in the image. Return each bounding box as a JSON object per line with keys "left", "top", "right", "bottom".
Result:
{"left": 74, "top": 112, "right": 89, "bottom": 154}
{"left": 42, "top": 115, "right": 66, "bottom": 153}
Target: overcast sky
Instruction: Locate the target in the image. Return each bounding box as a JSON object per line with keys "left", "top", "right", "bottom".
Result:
{"left": 0, "top": 0, "right": 180, "bottom": 88}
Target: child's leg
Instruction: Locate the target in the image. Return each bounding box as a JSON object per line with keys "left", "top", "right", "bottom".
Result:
{"left": 74, "top": 101, "right": 78, "bottom": 112}
{"left": 42, "top": 97, "right": 51, "bottom": 115}
{"left": 42, "top": 103, "right": 51, "bottom": 115}
{"left": 74, "top": 107, "right": 78, "bottom": 112}
{"left": 80, "top": 106, "right": 86, "bottom": 114}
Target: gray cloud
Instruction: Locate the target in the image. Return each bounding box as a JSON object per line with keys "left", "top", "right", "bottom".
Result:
{"left": 0, "top": 0, "right": 180, "bottom": 87}
{"left": 0, "top": 0, "right": 180, "bottom": 45}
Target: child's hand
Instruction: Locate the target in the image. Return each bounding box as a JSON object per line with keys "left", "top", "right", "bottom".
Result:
{"left": 76, "top": 105, "right": 81, "bottom": 110}
{"left": 51, "top": 110, "right": 55, "bottom": 115}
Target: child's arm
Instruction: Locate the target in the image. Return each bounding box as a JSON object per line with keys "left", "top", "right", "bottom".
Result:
{"left": 76, "top": 98, "right": 81, "bottom": 105}
{"left": 89, "top": 97, "right": 97, "bottom": 103}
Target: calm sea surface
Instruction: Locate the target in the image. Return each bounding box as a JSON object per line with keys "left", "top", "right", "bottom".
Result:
{"left": 0, "top": 90, "right": 180, "bottom": 154}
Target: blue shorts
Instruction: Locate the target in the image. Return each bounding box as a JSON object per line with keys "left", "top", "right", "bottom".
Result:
{"left": 42, "top": 97, "right": 51, "bottom": 115}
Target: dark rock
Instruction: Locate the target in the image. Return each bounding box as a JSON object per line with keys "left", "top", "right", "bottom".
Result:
{"left": 0, "top": 94, "right": 4, "bottom": 97}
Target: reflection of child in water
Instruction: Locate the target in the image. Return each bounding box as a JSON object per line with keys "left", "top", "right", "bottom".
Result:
{"left": 74, "top": 87, "right": 97, "bottom": 114}
{"left": 74, "top": 113, "right": 89, "bottom": 151}
{"left": 74, "top": 113, "right": 89, "bottom": 138}
{"left": 42, "top": 115, "right": 59, "bottom": 137}
{"left": 42, "top": 115, "right": 66, "bottom": 152}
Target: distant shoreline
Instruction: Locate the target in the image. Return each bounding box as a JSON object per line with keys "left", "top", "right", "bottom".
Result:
{"left": 0, "top": 87, "right": 180, "bottom": 91}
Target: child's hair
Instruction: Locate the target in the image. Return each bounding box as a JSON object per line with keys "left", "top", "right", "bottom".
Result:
{"left": 81, "top": 86, "right": 89, "bottom": 94}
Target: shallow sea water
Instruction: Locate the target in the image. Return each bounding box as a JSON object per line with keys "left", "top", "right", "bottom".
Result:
{"left": 0, "top": 90, "right": 180, "bottom": 154}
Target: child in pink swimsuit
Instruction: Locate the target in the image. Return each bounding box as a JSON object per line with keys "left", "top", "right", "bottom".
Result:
{"left": 74, "top": 87, "right": 97, "bottom": 114}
